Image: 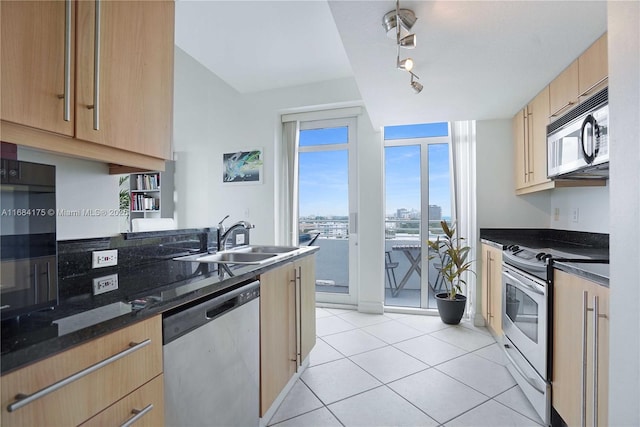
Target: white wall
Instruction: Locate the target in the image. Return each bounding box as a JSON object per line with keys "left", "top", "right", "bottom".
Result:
{"left": 607, "top": 1, "right": 640, "bottom": 425}
{"left": 17, "top": 147, "right": 121, "bottom": 240}
{"left": 549, "top": 185, "right": 609, "bottom": 233}
{"left": 475, "top": 119, "right": 550, "bottom": 229}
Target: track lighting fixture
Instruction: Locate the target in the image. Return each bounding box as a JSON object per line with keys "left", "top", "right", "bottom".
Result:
{"left": 383, "top": 0, "right": 422, "bottom": 94}
{"left": 410, "top": 72, "right": 423, "bottom": 94}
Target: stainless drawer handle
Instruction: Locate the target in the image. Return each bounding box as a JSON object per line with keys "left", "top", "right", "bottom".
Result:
{"left": 120, "top": 403, "right": 154, "bottom": 427}
{"left": 7, "top": 339, "right": 151, "bottom": 412}
{"left": 87, "top": 0, "right": 101, "bottom": 130}
{"left": 550, "top": 100, "right": 576, "bottom": 117}
{"left": 579, "top": 76, "right": 608, "bottom": 98}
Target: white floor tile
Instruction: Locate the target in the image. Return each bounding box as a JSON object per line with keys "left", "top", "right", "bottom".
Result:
{"left": 301, "top": 358, "right": 381, "bottom": 404}
{"left": 315, "top": 315, "right": 357, "bottom": 337}
{"left": 328, "top": 386, "right": 439, "bottom": 427}
{"left": 393, "top": 334, "right": 467, "bottom": 366}
{"left": 494, "top": 386, "right": 544, "bottom": 425}
{"left": 315, "top": 308, "right": 334, "bottom": 319}
{"left": 322, "top": 307, "right": 355, "bottom": 316}
{"left": 388, "top": 368, "right": 489, "bottom": 424}
{"left": 361, "top": 320, "right": 424, "bottom": 344}
{"left": 381, "top": 311, "right": 411, "bottom": 319}
{"left": 308, "top": 338, "right": 345, "bottom": 367}
{"left": 396, "top": 313, "right": 452, "bottom": 333}
{"left": 458, "top": 319, "right": 493, "bottom": 336}
{"left": 337, "top": 310, "right": 392, "bottom": 327}
{"left": 473, "top": 342, "right": 509, "bottom": 366}
{"left": 322, "top": 329, "right": 387, "bottom": 356}
{"left": 268, "top": 380, "right": 324, "bottom": 425}
{"left": 445, "top": 399, "right": 541, "bottom": 427}
{"left": 349, "top": 346, "right": 428, "bottom": 383}
{"left": 270, "top": 407, "right": 342, "bottom": 427}
{"left": 436, "top": 353, "right": 516, "bottom": 397}
{"left": 429, "top": 325, "right": 497, "bottom": 352}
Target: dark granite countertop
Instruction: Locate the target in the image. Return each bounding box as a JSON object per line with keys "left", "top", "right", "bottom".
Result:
{"left": 1, "top": 246, "right": 318, "bottom": 375}
{"left": 479, "top": 228, "right": 609, "bottom": 260}
{"left": 552, "top": 261, "right": 610, "bottom": 287}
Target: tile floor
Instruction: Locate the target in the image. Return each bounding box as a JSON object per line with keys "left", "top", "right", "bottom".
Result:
{"left": 267, "top": 308, "right": 544, "bottom": 427}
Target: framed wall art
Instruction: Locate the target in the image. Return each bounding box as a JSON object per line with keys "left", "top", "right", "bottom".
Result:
{"left": 222, "top": 148, "right": 263, "bottom": 184}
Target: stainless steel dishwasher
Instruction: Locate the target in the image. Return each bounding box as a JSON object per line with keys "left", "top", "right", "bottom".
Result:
{"left": 163, "top": 280, "right": 260, "bottom": 427}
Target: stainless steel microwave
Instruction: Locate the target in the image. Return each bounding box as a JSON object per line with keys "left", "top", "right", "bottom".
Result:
{"left": 1, "top": 158, "right": 58, "bottom": 320}
{"left": 547, "top": 88, "right": 609, "bottom": 179}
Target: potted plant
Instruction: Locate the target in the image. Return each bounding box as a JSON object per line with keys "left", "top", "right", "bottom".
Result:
{"left": 428, "top": 220, "right": 475, "bottom": 325}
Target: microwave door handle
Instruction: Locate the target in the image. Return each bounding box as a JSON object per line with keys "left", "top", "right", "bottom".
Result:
{"left": 581, "top": 115, "right": 597, "bottom": 164}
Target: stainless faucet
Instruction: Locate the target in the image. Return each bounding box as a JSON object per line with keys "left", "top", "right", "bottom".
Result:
{"left": 217, "top": 216, "right": 254, "bottom": 250}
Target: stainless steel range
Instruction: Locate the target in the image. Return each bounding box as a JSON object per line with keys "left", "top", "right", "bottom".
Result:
{"left": 501, "top": 244, "right": 602, "bottom": 426}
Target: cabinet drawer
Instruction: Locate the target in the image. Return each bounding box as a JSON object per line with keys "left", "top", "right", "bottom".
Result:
{"left": 80, "top": 375, "right": 164, "bottom": 427}
{"left": 1, "top": 316, "right": 162, "bottom": 427}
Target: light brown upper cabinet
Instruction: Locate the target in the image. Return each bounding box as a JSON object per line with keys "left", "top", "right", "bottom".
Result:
{"left": 549, "top": 60, "right": 580, "bottom": 119}
{"left": 549, "top": 33, "right": 608, "bottom": 119}
{"left": 514, "top": 87, "right": 554, "bottom": 194}
{"left": 578, "top": 33, "right": 608, "bottom": 101}
{"left": 0, "top": 1, "right": 174, "bottom": 171}
{"left": 0, "top": 1, "right": 76, "bottom": 136}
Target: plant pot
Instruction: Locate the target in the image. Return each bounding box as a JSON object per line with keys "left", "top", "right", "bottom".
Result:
{"left": 435, "top": 293, "right": 467, "bottom": 325}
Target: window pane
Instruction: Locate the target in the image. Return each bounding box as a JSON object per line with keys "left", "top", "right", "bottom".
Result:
{"left": 299, "top": 127, "right": 348, "bottom": 147}
{"left": 428, "top": 143, "right": 451, "bottom": 235}
{"left": 299, "top": 149, "right": 349, "bottom": 293}
{"left": 384, "top": 122, "right": 449, "bottom": 140}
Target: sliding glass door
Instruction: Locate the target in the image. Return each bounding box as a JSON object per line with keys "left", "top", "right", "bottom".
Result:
{"left": 298, "top": 118, "right": 358, "bottom": 305}
{"left": 383, "top": 124, "right": 451, "bottom": 309}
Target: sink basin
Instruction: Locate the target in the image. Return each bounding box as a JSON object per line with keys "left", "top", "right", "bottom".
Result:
{"left": 195, "top": 252, "right": 277, "bottom": 265}
{"left": 233, "top": 245, "right": 299, "bottom": 255}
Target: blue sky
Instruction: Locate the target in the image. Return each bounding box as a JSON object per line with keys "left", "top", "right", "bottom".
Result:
{"left": 298, "top": 123, "right": 450, "bottom": 218}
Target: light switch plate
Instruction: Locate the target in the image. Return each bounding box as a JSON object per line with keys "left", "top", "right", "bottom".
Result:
{"left": 92, "top": 249, "right": 118, "bottom": 268}
{"left": 93, "top": 274, "right": 118, "bottom": 295}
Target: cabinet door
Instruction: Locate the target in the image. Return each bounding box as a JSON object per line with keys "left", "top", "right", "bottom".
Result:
{"left": 549, "top": 60, "right": 579, "bottom": 118}
{"left": 488, "top": 246, "right": 503, "bottom": 335}
{"left": 260, "top": 263, "right": 296, "bottom": 417}
{"left": 0, "top": 1, "right": 75, "bottom": 136}
{"left": 75, "top": 1, "right": 173, "bottom": 160}
{"left": 528, "top": 86, "right": 551, "bottom": 187}
{"left": 80, "top": 375, "right": 164, "bottom": 427}
{"left": 513, "top": 109, "right": 528, "bottom": 191}
{"left": 295, "top": 255, "right": 317, "bottom": 363}
{"left": 553, "top": 270, "right": 609, "bottom": 427}
{"left": 579, "top": 33, "right": 608, "bottom": 100}
{"left": 1, "top": 316, "right": 162, "bottom": 426}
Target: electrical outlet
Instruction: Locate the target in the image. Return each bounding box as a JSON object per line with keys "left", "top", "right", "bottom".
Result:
{"left": 236, "top": 233, "right": 245, "bottom": 245}
{"left": 554, "top": 208, "right": 560, "bottom": 221}
{"left": 92, "top": 274, "right": 118, "bottom": 295}
{"left": 571, "top": 208, "right": 579, "bottom": 223}
{"left": 92, "top": 249, "right": 118, "bottom": 268}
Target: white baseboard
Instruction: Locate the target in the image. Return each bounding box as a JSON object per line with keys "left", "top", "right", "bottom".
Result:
{"left": 357, "top": 300, "right": 384, "bottom": 314}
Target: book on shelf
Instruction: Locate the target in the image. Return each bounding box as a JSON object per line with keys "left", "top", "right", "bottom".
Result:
{"left": 130, "top": 193, "right": 160, "bottom": 211}
{"left": 135, "top": 173, "right": 160, "bottom": 191}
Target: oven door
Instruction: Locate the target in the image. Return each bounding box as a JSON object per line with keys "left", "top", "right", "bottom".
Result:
{"left": 502, "top": 263, "right": 547, "bottom": 378}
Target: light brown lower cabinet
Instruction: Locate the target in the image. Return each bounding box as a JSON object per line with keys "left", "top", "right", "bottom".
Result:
{"left": 0, "top": 315, "right": 163, "bottom": 426}
{"left": 260, "top": 254, "right": 316, "bottom": 417}
{"left": 553, "top": 270, "right": 609, "bottom": 427}
{"left": 481, "top": 244, "right": 503, "bottom": 336}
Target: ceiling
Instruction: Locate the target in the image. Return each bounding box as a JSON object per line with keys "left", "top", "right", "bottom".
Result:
{"left": 175, "top": 1, "right": 607, "bottom": 128}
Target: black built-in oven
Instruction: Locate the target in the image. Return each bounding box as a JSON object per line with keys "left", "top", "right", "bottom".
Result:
{"left": 1, "top": 159, "right": 58, "bottom": 320}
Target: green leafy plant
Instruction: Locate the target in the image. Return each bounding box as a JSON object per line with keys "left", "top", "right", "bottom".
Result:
{"left": 427, "top": 220, "right": 475, "bottom": 300}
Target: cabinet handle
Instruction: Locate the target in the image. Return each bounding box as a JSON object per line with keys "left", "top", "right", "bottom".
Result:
{"left": 289, "top": 275, "right": 298, "bottom": 366}
{"left": 297, "top": 266, "right": 302, "bottom": 363}
{"left": 120, "top": 404, "right": 154, "bottom": 427}
{"left": 486, "top": 251, "right": 491, "bottom": 319}
{"left": 579, "top": 76, "right": 608, "bottom": 98}
{"left": 581, "top": 290, "right": 589, "bottom": 427}
{"left": 61, "top": 0, "right": 71, "bottom": 121}
{"left": 550, "top": 101, "right": 576, "bottom": 118}
{"left": 87, "top": 0, "right": 101, "bottom": 130}
{"left": 7, "top": 340, "right": 151, "bottom": 412}
{"left": 592, "top": 295, "right": 599, "bottom": 427}
{"left": 33, "top": 263, "right": 39, "bottom": 303}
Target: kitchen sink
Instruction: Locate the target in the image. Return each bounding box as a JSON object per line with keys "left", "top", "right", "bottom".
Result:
{"left": 232, "top": 245, "right": 299, "bottom": 255}
{"left": 173, "top": 245, "right": 302, "bottom": 265}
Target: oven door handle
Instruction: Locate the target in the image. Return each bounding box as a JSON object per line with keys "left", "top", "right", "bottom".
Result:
{"left": 502, "top": 271, "right": 544, "bottom": 296}
{"left": 503, "top": 343, "right": 546, "bottom": 394}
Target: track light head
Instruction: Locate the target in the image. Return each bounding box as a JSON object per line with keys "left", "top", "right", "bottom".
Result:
{"left": 398, "top": 58, "right": 414, "bottom": 71}
{"left": 410, "top": 72, "right": 423, "bottom": 94}
{"left": 399, "top": 33, "right": 417, "bottom": 49}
